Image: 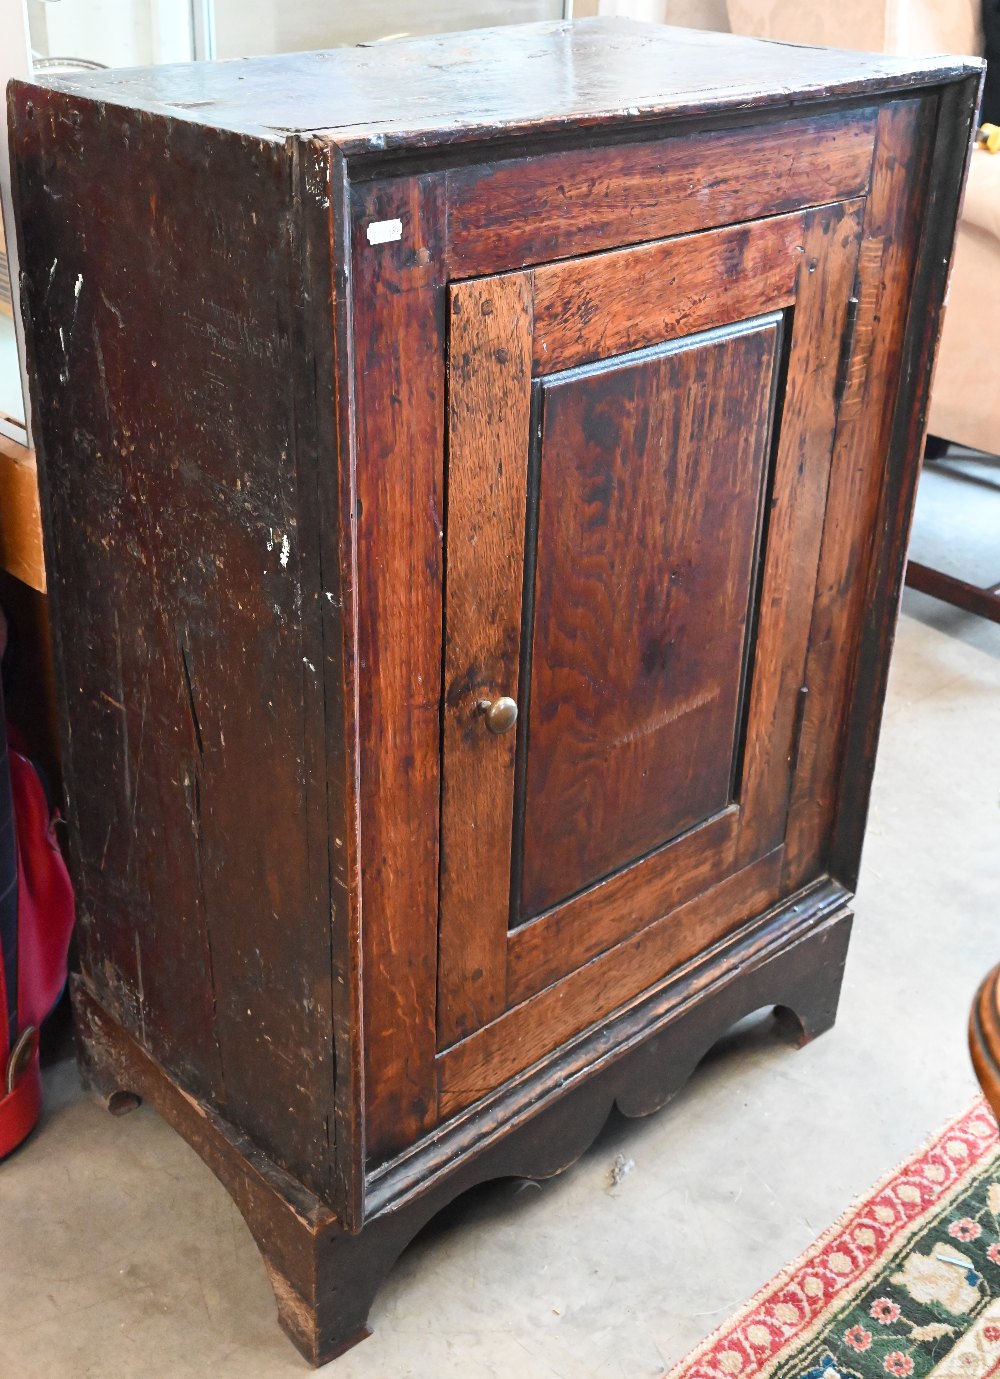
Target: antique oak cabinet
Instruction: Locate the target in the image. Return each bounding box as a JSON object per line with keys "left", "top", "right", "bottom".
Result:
{"left": 8, "top": 19, "right": 980, "bottom": 1365}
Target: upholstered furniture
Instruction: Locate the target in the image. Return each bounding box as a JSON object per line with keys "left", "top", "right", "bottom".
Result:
{"left": 728, "top": 0, "right": 998, "bottom": 460}
{"left": 9, "top": 18, "right": 979, "bottom": 1365}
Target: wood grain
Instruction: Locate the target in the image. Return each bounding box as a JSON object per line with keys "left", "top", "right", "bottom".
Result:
{"left": 518, "top": 317, "right": 781, "bottom": 919}
{"left": 437, "top": 272, "right": 534, "bottom": 1047}
{"left": 508, "top": 202, "right": 862, "bottom": 1005}
{"left": 531, "top": 209, "right": 808, "bottom": 373}
{"left": 0, "top": 437, "right": 44, "bottom": 591}
{"left": 295, "top": 138, "right": 365, "bottom": 1227}
{"left": 437, "top": 200, "right": 864, "bottom": 1031}
{"left": 7, "top": 24, "right": 979, "bottom": 1360}
{"left": 971, "top": 964, "right": 1000, "bottom": 1127}
{"left": 75, "top": 881, "right": 853, "bottom": 1364}
{"left": 438, "top": 849, "right": 784, "bottom": 1117}
{"left": 375, "top": 878, "right": 851, "bottom": 1214}
{"left": 830, "top": 78, "right": 984, "bottom": 886}
{"left": 732, "top": 198, "right": 865, "bottom": 868}
{"left": 783, "top": 98, "right": 935, "bottom": 892}
{"left": 10, "top": 19, "right": 971, "bottom": 159}
{"left": 350, "top": 174, "right": 447, "bottom": 1164}
{"left": 507, "top": 805, "right": 739, "bottom": 1007}
{"left": 12, "top": 98, "right": 339, "bottom": 1195}
{"left": 447, "top": 108, "right": 877, "bottom": 276}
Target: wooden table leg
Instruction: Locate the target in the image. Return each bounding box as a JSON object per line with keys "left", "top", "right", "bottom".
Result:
{"left": 906, "top": 560, "right": 1000, "bottom": 624}
{"left": 970, "top": 965, "right": 1000, "bottom": 1122}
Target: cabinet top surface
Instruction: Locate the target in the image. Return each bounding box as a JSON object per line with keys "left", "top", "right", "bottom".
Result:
{"left": 13, "top": 18, "right": 980, "bottom": 156}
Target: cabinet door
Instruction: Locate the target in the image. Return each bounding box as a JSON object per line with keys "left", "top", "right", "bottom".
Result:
{"left": 437, "top": 201, "right": 864, "bottom": 1076}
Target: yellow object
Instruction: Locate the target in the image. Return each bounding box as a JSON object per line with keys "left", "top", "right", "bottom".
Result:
{"left": 979, "top": 124, "right": 1000, "bottom": 155}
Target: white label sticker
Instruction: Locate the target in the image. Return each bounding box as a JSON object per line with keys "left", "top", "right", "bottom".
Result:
{"left": 366, "top": 218, "right": 403, "bottom": 246}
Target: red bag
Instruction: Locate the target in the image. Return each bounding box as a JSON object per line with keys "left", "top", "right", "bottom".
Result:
{"left": 0, "top": 727, "right": 75, "bottom": 1158}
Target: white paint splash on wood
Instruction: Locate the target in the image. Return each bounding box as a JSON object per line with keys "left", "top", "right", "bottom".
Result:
{"left": 266, "top": 529, "right": 291, "bottom": 569}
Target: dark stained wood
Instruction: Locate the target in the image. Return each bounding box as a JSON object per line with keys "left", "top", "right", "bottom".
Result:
{"left": 349, "top": 174, "right": 447, "bottom": 1166}
{"left": 830, "top": 75, "right": 984, "bottom": 888}
{"left": 11, "top": 91, "right": 338, "bottom": 1197}
{"left": 8, "top": 17, "right": 980, "bottom": 1365}
{"left": 783, "top": 98, "right": 936, "bottom": 893}
{"left": 440, "top": 849, "right": 782, "bottom": 1117}
{"left": 298, "top": 140, "right": 366, "bottom": 1230}
{"left": 73, "top": 976, "right": 369, "bottom": 1368}
{"left": 436, "top": 199, "right": 863, "bottom": 1020}
{"left": 74, "top": 880, "right": 852, "bottom": 1362}
{"left": 905, "top": 561, "right": 1000, "bottom": 622}
{"left": 447, "top": 108, "right": 876, "bottom": 276}
{"left": 507, "top": 805, "right": 739, "bottom": 1006}
{"left": 531, "top": 209, "right": 808, "bottom": 373}
{"left": 437, "top": 272, "right": 534, "bottom": 1045}
{"left": 971, "top": 965, "right": 1000, "bottom": 1126}
{"left": 732, "top": 198, "right": 865, "bottom": 869}
{"left": 373, "top": 876, "right": 854, "bottom": 1214}
{"left": 16, "top": 19, "right": 970, "bottom": 156}
{"left": 518, "top": 318, "right": 781, "bottom": 918}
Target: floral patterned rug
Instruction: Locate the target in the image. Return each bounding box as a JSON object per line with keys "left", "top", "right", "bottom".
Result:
{"left": 667, "top": 1100, "right": 1000, "bottom": 1379}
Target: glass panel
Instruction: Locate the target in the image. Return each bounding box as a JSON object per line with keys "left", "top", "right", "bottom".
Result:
{"left": 27, "top": 0, "right": 191, "bottom": 70}
{"left": 27, "top": 0, "right": 565, "bottom": 69}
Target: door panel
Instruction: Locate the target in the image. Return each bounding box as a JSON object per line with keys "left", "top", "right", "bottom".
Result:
{"left": 439, "top": 848, "right": 785, "bottom": 1119}
{"left": 517, "top": 317, "right": 781, "bottom": 920}
{"left": 531, "top": 210, "right": 805, "bottom": 371}
{"left": 437, "top": 199, "right": 864, "bottom": 1055}
{"left": 437, "top": 273, "right": 535, "bottom": 1039}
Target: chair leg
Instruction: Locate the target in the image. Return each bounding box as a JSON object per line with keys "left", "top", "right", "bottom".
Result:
{"left": 970, "top": 965, "right": 1000, "bottom": 1126}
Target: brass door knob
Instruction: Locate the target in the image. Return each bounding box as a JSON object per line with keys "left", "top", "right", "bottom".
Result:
{"left": 481, "top": 696, "right": 518, "bottom": 735}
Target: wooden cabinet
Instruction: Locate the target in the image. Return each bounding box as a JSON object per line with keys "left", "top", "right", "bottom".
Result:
{"left": 8, "top": 19, "right": 981, "bottom": 1365}
{"left": 437, "top": 202, "right": 861, "bottom": 1062}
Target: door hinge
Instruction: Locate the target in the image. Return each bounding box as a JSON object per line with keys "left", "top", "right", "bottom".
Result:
{"left": 789, "top": 684, "right": 809, "bottom": 778}
{"left": 834, "top": 279, "right": 862, "bottom": 406}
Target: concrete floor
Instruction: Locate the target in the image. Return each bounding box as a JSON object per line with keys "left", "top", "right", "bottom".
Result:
{"left": 2, "top": 458, "right": 999, "bottom": 1379}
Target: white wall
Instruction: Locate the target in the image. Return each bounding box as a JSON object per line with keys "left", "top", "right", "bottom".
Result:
{"left": 211, "top": 0, "right": 564, "bottom": 59}
{"left": 725, "top": 0, "right": 982, "bottom": 55}
{"left": 26, "top": 0, "right": 193, "bottom": 67}
{"left": 595, "top": 0, "right": 729, "bottom": 29}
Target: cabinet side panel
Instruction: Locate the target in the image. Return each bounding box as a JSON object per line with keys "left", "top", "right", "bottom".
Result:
{"left": 9, "top": 88, "right": 336, "bottom": 1193}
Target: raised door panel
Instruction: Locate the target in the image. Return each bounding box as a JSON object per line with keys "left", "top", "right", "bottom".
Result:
{"left": 437, "top": 200, "right": 864, "bottom": 1066}
{"left": 517, "top": 319, "right": 780, "bottom": 920}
